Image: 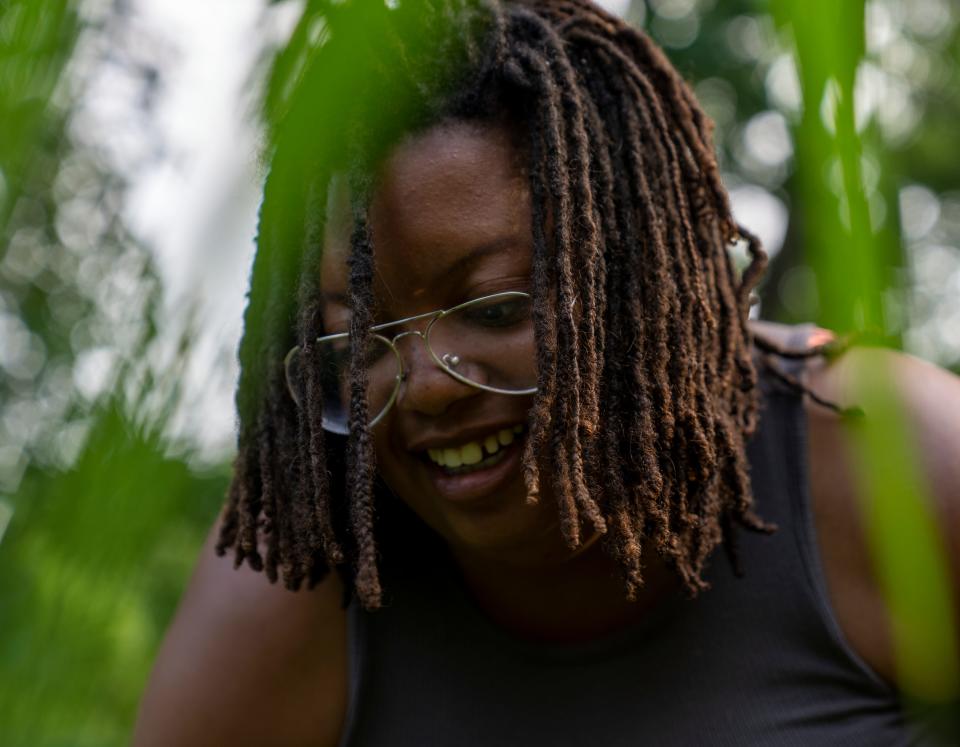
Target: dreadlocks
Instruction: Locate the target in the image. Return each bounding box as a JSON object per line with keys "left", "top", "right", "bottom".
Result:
{"left": 217, "top": 0, "right": 784, "bottom": 609}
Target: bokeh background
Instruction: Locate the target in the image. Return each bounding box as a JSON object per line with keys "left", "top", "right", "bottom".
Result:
{"left": 1, "top": 0, "right": 958, "bottom": 744}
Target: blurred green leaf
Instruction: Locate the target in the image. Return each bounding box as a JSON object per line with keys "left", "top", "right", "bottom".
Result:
{"left": 772, "top": 0, "right": 959, "bottom": 724}
{"left": 0, "top": 400, "right": 225, "bottom": 746}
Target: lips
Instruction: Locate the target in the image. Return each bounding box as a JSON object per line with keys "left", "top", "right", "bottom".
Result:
{"left": 425, "top": 424, "right": 525, "bottom": 471}
{"left": 416, "top": 424, "right": 527, "bottom": 504}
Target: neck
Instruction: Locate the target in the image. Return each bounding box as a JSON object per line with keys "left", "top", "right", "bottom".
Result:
{"left": 448, "top": 535, "right": 679, "bottom": 644}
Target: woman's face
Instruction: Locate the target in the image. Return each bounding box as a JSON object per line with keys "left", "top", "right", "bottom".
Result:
{"left": 321, "top": 121, "right": 572, "bottom": 564}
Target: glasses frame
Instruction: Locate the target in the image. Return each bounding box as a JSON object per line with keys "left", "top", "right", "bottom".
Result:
{"left": 284, "top": 290, "right": 537, "bottom": 433}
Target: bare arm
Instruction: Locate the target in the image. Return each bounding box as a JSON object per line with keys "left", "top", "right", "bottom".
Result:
{"left": 132, "top": 520, "right": 348, "bottom": 747}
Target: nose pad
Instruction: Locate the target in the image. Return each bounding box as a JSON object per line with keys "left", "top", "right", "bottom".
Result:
{"left": 393, "top": 333, "right": 476, "bottom": 416}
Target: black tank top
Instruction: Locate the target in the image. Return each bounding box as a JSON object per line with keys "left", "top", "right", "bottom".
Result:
{"left": 338, "top": 333, "right": 943, "bottom": 746}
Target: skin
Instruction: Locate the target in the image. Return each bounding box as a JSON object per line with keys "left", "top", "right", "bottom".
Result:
{"left": 133, "top": 121, "right": 960, "bottom": 747}
{"left": 804, "top": 345, "right": 960, "bottom": 686}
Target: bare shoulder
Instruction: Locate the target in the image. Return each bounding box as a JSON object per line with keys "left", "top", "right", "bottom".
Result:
{"left": 802, "top": 342, "right": 960, "bottom": 687}
{"left": 132, "top": 520, "right": 348, "bottom": 747}
{"left": 807, "top": 344, "right": 960, "bottom": 516}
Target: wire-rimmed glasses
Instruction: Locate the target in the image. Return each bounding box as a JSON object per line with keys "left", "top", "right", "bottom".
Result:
{"left": 284, "top": 291, "right": 537, "bottom": 434}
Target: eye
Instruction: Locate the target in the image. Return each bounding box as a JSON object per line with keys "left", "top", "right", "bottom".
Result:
{"left": 318, "top": 340, "right": 351, "bottom": 370}
{"left": 460, "top": 296, "right": 531, "bottom": 328}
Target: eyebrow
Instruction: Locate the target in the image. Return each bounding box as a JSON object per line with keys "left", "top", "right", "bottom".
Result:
{"left": 319, "top": 235, "right": 522, "bottom": 305}
{"left": 434, "top": 235, "right": 521, "bottom": 282}
{"left": 321, "top": 290, "right": 349, "bottom": 305}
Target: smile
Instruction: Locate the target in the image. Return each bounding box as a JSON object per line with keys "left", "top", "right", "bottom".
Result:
{"left": 425, "top": 424, "right": 525, "bottom": 475}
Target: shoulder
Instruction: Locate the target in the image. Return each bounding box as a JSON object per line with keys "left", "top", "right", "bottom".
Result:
{"left": 750, "top": 319, "right": 960, "bottom": 521}
{"left": 801, "top": 341, "right": 960, "bottom": 688}
{"left": 132, "top": 520, "right": 348, "bottom": 747}
{"left": 806, "top": 344, "right": 960, "bottom": 522}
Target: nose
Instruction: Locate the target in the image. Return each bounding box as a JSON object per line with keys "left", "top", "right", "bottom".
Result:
{"left": 392, "top": 332, "right": 477, "bottom": 417}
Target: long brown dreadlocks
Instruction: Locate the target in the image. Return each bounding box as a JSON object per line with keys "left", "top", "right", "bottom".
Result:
{"left": 217, "top": 0, "right": 796, "bottom": 609}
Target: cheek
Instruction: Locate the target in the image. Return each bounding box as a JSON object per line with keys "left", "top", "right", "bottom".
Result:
{"left": 371, "top": 427, "right": 402, "bottom": 488}
{"left": 370, "top": 427, "right": 435, "bottom": 519}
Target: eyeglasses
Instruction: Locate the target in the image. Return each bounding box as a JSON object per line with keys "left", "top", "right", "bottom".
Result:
{"left": 284, "top": 291, "right": 537, "bottom": 434}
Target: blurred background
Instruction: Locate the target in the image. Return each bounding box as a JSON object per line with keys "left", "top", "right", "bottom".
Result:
{"left": 1, "top": 0, "right": 957, "bottom": 744}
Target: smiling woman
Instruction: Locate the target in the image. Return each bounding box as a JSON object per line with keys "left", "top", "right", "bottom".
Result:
{"left": 318, "top": 123, "right": 553, "bottom": 554}
{"left": 132, "top": 1, "right": 960, "bottom": 745}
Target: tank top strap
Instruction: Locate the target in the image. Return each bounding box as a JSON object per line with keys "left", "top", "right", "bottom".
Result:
{"left": 738, "top": 322, "right": 896, "bottom": 692}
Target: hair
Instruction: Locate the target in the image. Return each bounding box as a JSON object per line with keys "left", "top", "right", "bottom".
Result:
{"left": 216, "top": 0, "right": 818, "bottom": 609}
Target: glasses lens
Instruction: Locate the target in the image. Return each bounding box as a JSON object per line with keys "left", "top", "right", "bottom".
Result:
{"left": 309, "top": 334, "right": 399, "bottom": 434}
{"left": 287, "top": 293, "right": 536, "bottom": 433}
{"left": 428, "top": 293, "right": 536, "bottom": 393}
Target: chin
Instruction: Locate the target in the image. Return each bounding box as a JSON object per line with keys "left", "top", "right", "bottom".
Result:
{"left": 432, "top": 490, "right": 574, "bottom": 567}
{"left": 378, "top": 437, "right": 570, "bottom": 565}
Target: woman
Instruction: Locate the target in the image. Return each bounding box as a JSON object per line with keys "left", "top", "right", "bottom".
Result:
{"left": 134, "top": 1, "right": 960, "bottom": 744}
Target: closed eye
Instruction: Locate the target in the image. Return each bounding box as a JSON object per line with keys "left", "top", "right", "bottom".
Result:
{"left": 458, "top": 296, "right": 531, "bottom": 328}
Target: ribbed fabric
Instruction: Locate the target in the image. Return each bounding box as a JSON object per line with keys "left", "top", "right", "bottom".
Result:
{"left": 339, "top": 330, "right": 941, "bottom": 746}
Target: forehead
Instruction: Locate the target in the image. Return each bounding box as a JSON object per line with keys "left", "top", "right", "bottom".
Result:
{"left": 320, "top": 120, "right": 531, "bottom": 310}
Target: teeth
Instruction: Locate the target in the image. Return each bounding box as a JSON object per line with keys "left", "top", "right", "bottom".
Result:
{"left": 443, "top": 448, "right": 462, "bottom": 468}
{"left": 425, "top": 425, "right": 525, "bottom": 469}
{"left": 461, "top": 442, "right": 483, "bottom": 465}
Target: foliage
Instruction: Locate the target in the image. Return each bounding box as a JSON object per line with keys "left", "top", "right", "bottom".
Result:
{"left": 0, "top": 2, "right": 224, "bottom": 744}
{"left": 636, "top": 0, "right": 960, "bottom": 370}
{"left": 0, "top": 402, "right": 225, "bottom": 747}
{"left": 774, "top": 0, "right": 958, "bottom": 727}
{"left": 0, "top": 0, "right": 160, "bottom": 491}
